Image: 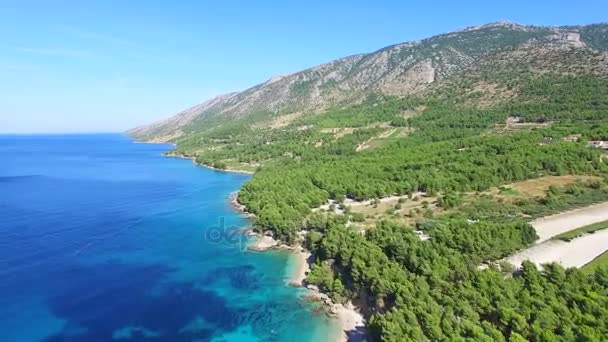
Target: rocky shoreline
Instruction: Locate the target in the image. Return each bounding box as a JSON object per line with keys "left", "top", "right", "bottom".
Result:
{"left": 165, "top": 151, "right": 254, "bottom": 175}
{"left": 228, "top": 192, "right": 255, "bottom": 218}
{"left": 298, "top": 266, "right": 367, "bottom": 342}
{"left": 243, "top": 226, "right": 367, "bottom": 342}
{"left": 226, "top": 186, "right": 368, "bottom": 341}
{"left": 155, "top": 145, "right": 368, "bottom": 341}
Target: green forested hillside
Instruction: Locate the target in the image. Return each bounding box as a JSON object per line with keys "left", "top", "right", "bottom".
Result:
{"left": 221, "top": 71, "right": 608, "bottom": 340}
{"left": 309, "top": 216, "right": 608, "bottom": 341}
{"left": 131, "top": 22, "right": 608, "bottom": 341}
{"left": 238, "top": 73, "right": 608, "bottom": 240}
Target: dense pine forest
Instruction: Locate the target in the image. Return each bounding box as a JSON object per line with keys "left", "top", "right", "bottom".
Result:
{"left": 200, "top": 75, "right": 608, "bottom": 340}
{"left": 236, "top": 73, "right": 608, "bottom": 241}
{"left": 223, "top": 72, "right": 608, "bottom": 340}
{"left": 304, "top": 178, "right": 608, "bottom": 340}
{"left": 132, "top": 23, "right": 608, "bottom": 341}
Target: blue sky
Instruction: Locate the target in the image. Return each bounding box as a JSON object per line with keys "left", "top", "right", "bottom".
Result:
{"left": 1, "top": 0, "right": 606, "bottom": 133}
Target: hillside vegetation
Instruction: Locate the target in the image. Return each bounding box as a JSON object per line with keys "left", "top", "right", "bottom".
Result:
{"left": 130, "top": 22, "right": 608, "bottom": 341}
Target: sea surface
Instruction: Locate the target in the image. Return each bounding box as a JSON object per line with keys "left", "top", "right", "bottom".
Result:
{"left": 0, "top": 134, "right": 335, "bottom": 342}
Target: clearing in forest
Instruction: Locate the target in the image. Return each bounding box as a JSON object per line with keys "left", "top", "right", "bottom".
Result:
{"left": 486, "top": 175, "right": 600, "bottom": 200}
{"left": 338, "top": 193, "right": 438, "bottom": 227}
{"left": 355, "top": 127, "right": 413, "bottom": 151}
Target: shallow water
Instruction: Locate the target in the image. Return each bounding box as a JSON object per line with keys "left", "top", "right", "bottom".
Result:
{"left": 0, "top": 134, "right": 335, "bottom": 341}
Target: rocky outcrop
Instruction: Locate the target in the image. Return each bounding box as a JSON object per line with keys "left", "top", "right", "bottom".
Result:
{"left": 548, "top": 32, "right": 586, "bottom": 48}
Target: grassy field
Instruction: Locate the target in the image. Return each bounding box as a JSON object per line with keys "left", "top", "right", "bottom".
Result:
{"left": 345, "top": 175, "right": 605, "bottom": 231}
{"left": 487, "top": 175, "right": 601, "bottom": 200}
{"left": 554, "top": 219, "right": 608, "bottom": 242}
{"left": 346, "top": 193, "right": 440, "bottom": 228}
{"left": 582, "top": 251, "right": 608, "bottom": 273}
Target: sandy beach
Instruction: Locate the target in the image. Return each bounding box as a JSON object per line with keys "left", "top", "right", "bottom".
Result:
{"left": 232, "top": 194, "right": 368, "bottom": 341}
{"left": 302, "top": 288, "right": 367, "bottom": 342}
{"left": 287, "top": 247, "right": 367, "bottom": 341}
{"left": 288, "top": 248, "right": 311, "bottom": 287}
{"left": 334, "top": 302, "right": 367, "bottom": 342}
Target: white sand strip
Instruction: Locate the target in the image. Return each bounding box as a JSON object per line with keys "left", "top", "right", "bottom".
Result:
{"left": 248, "top": 235, "right": 278, "bottom": 251}
{"left": 289, "top": 249, "right": 310, "bottom": 287}
{"left": 334, "top": 302, "right": 366, "bottom": 342}
{"left": 506, "top": 229, "right": 608, "bottom": 268}
{"left": 531, "top": 202, "right": 608, "bottom": 243}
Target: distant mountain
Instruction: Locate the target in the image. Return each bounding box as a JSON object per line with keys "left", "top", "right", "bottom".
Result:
{"left": 128, "top": 21, "right": 608, "bottom": 142}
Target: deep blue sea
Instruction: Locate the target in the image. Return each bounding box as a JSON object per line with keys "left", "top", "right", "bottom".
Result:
{"left": 0, "top": 134, "right": 335, "bottom": 342}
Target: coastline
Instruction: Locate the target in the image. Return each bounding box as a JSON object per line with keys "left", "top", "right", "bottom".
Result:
{"left": 133, "top": 137, "right": 368, "bottom": 341}
{"left": 245, "top": 229, "right": 367, "bottom": 342}
{"left": 132, "top": 140, "right": 177, "bottom": 147}
{"left": 288, "top": 248, "right": 311, "bottom": 287}
{"left": 165, "top": 151, "right": 254, "bottom": 175}
{"left": 290, "top": 248, "right": 366, "bottom": 342}
{"left": 333, "top": 302, "right": 367, "bottom": 342}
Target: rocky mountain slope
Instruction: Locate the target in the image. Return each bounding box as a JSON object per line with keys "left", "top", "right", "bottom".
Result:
{"left": 129, "top": 22, "right": 607, "bottom": 142}
{"left": 128, "top": 92, "right": 238, "bottom": 142}
{"left": 127, "top": 22, "right": 608, "bottom": 142}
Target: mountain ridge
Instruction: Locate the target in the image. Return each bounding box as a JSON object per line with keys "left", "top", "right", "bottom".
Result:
{"left": 128, "top": 21, "right": 607, "bottom": 142}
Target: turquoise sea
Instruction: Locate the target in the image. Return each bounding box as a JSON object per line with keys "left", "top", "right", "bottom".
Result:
{"left": 0, "top": 134, "right": 336, "bottom": 341}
